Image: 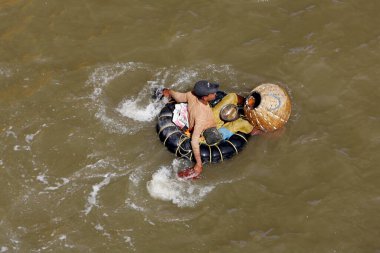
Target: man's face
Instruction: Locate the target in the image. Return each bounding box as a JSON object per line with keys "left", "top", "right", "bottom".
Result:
{"left": 204, "top": 93, "right": 217, "bottom": 102}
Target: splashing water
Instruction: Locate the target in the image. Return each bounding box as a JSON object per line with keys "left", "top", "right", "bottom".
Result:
{"left": 87, "top": 62, "right": 148, "bottom": 134}
{"left": 86, "top": 62, "right": 237, "bottom": 132}
{"left": 115, "top": 64, "right": 234, "bottom": 122}
{"left": 146, "top": 160, "right": 215, "bottom": 208}
{"left": 117, "top": 99, "right": 164, "bottom": 122}
{"left": 116, "top": 82, "right": 168, "bottom": 122}
{"left": 84, "top": 173, "right": 114, "bottom": 215}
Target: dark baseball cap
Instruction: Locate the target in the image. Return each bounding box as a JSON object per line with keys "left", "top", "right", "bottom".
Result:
{"left": 193, "top": 80, "right": 219, "bottom": 97}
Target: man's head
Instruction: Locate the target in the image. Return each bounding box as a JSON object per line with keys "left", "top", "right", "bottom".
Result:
{"left": 192, "top": 80, "right": 219, "bottom": 101}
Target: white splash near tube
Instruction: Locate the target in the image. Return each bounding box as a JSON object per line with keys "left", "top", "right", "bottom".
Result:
{"left": 117, "top": 97, "right": 166, "bottom": 122}
{"left": 146, "top": 160, "right": 215, "bottom": 208}
{"left": 117, "top": 81, "right": 168, "bottom": 122}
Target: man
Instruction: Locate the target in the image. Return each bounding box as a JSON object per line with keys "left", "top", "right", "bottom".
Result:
{"left": 162, "top": 80, "right": 219, "bottom": 179}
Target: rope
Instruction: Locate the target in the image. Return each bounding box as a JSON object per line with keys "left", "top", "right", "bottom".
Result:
{"left": 175, "top": 135, "right": 190, "bottom": 157}
{"left": 225, "top": 140, "right": 238, "bottom": 154}
{"left": 215, "top": 144, "right": 223, "bottom": 162}
{"left": 158, "top": 124, "right": 176, "bottom": 135}
{"left": 234, "top": 133, "right": 248, "bottom": 143}
{"left": 208, "top": 145, "right": 212, "bottom": 163}
{"left": 158, "top": 114, "right": 172, "bottom": 120}
{"left": 163, "top": 130, "right": 181, "bottom": 145}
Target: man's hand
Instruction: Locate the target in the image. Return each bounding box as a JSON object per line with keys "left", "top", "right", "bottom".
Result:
{"left": 193, "top": 163, "right": 202, "bottom": 175}
{"left": 162, "top": 88, "right": 171, "bottom": 98}
{"left": 177, "top": 163, "right": 202, "bottom": 180}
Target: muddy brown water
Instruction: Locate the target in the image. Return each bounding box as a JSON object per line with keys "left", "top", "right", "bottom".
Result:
{"left": 0, "top": 0, "right": 379, "bottom": 252}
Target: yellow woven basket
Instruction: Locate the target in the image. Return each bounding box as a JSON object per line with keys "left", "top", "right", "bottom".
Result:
{"left": 243, "top": 83, "right": 292, "bottom": 132}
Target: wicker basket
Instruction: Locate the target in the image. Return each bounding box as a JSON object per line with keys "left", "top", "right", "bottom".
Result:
{"left": 243, "top": 83, "right": 292, "bottom": 132}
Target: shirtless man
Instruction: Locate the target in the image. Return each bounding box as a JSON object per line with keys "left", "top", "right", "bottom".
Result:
{"left": 162, "top": 80, "right": 219, "bottom": 179}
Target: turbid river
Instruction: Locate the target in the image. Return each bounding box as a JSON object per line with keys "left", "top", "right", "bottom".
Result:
{"left": 0, "top": 0, "right": 379, "bottom": 252}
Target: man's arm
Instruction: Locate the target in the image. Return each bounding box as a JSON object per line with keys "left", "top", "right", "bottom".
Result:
{"left": 190, "top": 124, "right": 203, "bottom": 175}
{"left": 162, "top": 89, "right": 188, "bottom": 103}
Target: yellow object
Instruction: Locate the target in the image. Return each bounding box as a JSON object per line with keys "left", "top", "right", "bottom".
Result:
{"left": 212, "top": 93, "right": 238, "bottom": 128}
{"left": 244, "top": 83, "right": 292, "bottom": 132}
{"left": 223, "top": 118, "right": 254, "bottom": 134}
{"left": 212, "top": 93, "right": 254, "bottom": 134}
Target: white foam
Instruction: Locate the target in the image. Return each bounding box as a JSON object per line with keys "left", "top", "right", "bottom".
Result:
{"left": 124, "top": 236, "right": 135, "bottom": 249}
{"left": 5, "top": 127, "right": 17, "bottom": 139}
{"left": 36, "top": 173, "right": 48, "bottom": 184}
{"left": 144, "top": 217, "right": 156, "bottom": 226}
{"left": 84, "top": 159, "right": 112, "bottom": 170}
{"left": 87, "top": 62, "right": 146, "bottom": 134}
{"left": 125, "top": 198, "right": 145, "bottom": 212}
{"left": 73, "top": 159, "right": 129, "bottom": 181}
{"left": 171, "top": 68, "right": 198, "bottom": 86}
{"left": 116, "top": 79, "right": 168, "bottom": 122}
{"left": 94, "top": 224, "right": 111, "bottom": 238}
{"left": 87, "top": 62, "right": 142, "bottom": 91}
{"left": 95, "top": 224, "right": 104, "bottom": 231}
{"left": 44, "top": 178, "right": 69, "bottom": 191}
{"left": 84, "top": 174, "right": 113, "bottom": 215}
{"left": 13, "top": 145, "right": 31, "bottom": 151}
{"left": 0, "top": 67, "right": 12, "bottom": 78}
{"left": 128, "top": 169, "right": 142, "bottom": 186}
{"left": 25, "top": 129, "right": 41, "bottom": 143}
{"left": 146, "top": 162, "right": 215, "bottom": 208}
{"left": 117, "top": 96, "right": 166, "bottom": 122}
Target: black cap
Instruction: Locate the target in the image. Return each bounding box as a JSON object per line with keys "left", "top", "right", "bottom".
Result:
{"left": 193, "top": 80, "right": 219, "bottom": 97}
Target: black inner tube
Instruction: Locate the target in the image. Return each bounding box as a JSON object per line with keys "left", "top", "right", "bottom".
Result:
{"left": 156, "top": 99, "right": 251, "bottom": 164}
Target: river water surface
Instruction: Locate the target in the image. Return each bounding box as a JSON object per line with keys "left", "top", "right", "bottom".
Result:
{"left": 1, "top": 0, "right": 379, "bottom": 252}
